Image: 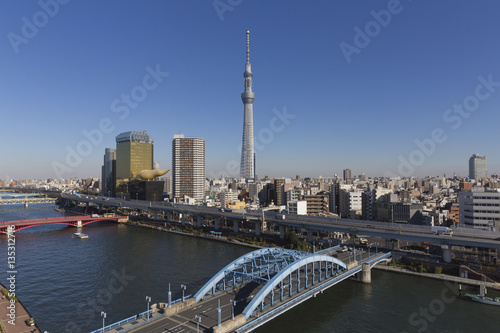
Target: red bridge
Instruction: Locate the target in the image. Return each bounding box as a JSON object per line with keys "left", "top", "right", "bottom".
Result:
{"left": 0, "top": 215, "right": 127, "bottom": 234}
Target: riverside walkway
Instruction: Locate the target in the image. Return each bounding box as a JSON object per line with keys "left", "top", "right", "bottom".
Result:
{"left": 0, "top": 283, "right": 41, "bottom": 333}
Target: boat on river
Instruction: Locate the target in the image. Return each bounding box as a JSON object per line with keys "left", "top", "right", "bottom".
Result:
{"left": 73, "top": 233, "right": 88, "bottom": 239}
{"left": 465, "top": 293, "right": 500, "bottom": 306}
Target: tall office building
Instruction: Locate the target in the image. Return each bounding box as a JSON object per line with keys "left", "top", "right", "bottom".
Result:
{"left": 115, "top": 131, "right": 153, "bottom": 195}
{"left": 343, "top": 169, "right": 352, "bottom": 182}
{"left": 469, "top": 154, "right": 487, "bottom": 180}
{"left": 101, "top": 148, "right": 116, "bottom": 197}
{"left": 240, "top": 30, "right": 255, "bottom": 181}
{"left": 172, "top": 134, "right": 205, "bottom": 200}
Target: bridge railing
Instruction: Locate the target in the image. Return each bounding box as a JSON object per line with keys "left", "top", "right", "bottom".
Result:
{"left": 88, "top": 309, "right": 153, "bottom": 333}
{"left": 88, "top": 294, "right": 192, "bottom": 333}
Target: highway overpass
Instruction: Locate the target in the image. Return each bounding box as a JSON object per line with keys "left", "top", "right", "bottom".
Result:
{"left": 61, "top": 193, "right": 500, "bottom": 251}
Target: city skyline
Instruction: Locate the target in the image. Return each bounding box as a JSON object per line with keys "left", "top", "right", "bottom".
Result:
{"left": 2, "top": 1, "right": 500, "bottom": 179}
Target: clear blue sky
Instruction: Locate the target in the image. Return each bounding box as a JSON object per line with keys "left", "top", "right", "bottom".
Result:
{"left": 1, "top": 0, "right": 500, "bottom": 180}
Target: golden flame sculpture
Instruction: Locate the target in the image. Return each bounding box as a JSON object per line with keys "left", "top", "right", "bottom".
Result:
{"left": 138, "top": 169, "right": 170, "bottom": 181}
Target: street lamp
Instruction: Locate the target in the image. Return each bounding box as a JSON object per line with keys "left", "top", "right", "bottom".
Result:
{"left": 146, "top": 296, "right": 151, "bottom": 321}
{"left": 230, "top": 299, "right": 237, "bottom": 320}
{"left": 195, "top": 315, "right": 201, "bottom": 333}
{"left": 181, "top": 284, "right": 186, "bottom": 302}
{"left": 101, "top": 311, "right": 106, "bottom": 333}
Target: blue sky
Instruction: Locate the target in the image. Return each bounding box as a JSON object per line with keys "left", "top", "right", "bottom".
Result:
{"left": 1, "top": 0, "right": 500, "bottom": 180}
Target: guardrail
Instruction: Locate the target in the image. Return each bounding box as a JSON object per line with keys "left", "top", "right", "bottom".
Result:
{"left": 117, "top": 313, "right": 165, "bottom": 333}
{"left": 88, "top": 295, "right": 193, "bottom": 333}
{"left": 89, "top": 309, "right": 152, "bottom": 333}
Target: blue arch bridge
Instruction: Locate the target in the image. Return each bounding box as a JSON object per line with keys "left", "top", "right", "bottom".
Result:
{"left": 111, "top": 246, "right": 391, "bottom": 333}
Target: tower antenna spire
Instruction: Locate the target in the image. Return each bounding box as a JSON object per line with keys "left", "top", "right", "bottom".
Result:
{"left": 246, "top": 29, "right": 250, "bottom": 63}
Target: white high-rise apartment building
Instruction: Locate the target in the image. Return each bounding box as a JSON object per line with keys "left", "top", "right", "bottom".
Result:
{"left": 172, "top": 134, "right": 205, "bottom": 200}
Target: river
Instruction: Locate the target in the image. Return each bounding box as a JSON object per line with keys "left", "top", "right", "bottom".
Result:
{"left": 0, "top": 203, "right": 497, "bottom": 333}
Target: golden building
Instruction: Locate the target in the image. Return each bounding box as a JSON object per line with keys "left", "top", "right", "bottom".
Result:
{"left": 115, "top": 131, "right": 153, "bottom": 196}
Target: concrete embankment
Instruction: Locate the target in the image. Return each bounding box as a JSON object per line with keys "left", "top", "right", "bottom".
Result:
{"left": 125, "top": 221, "right": 264, "bottom": 249}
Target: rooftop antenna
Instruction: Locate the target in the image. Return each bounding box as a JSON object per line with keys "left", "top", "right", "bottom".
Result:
{"left": 246, "top": 29, "right": 250, "bottom": 63}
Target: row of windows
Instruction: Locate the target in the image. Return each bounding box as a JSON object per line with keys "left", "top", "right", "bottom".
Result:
{"left": 468, "top": 203, "right": 500, "bottom": 207}
{"left": 464, "top": 215, "right": 500, "bottom": 221}
{"left": 463, "top": 209, "right": 500, "bottom": 214}
{"left": 462, "top": 195, "right": 500, "bottom": 200}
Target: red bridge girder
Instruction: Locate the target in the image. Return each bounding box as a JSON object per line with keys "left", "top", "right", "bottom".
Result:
{"left": 0, "top": 216, "right": 122, "bottom": 234}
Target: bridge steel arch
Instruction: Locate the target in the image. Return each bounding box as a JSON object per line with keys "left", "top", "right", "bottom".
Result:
{"left": 194, "top": 248, "right": 313, "bottom": 303}
{"left": 242, "top": 254, "right": 347, "bottom": 319}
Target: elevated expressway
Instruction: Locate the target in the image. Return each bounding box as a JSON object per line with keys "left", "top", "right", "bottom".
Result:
{"left": 61, "top": 193, "right": 500, "bottom": 252}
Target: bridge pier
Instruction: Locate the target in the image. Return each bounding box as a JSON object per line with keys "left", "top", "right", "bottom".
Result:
{"left": 86, "top": 202, "right": 89, "bottom": 211}
{"left": 279, "top": 225, "right": 285, "bottom": 239}
{"left": 442, "top": 245, "right": 452, "bottom": 263}
{"left": 76, "top": 220, "right": 82, "bottom": 228}
{"left": 361, "top": 263, "right": 371, "bottom": 283}
{"left": 153, "top": 211, "right": 159, "bottom": 221}
{"left": 196, "top": 215, "right": 202, "bottom": 228}
{"left": 215, "top": 217, "right": 220, "bottom": 230}
{"left": 98, "top": 204, "right": 102, "bottom": 212}
{"left": 181, "top": 213, "right": 185, "bottom": 226}
{"left": 233, "top": 220, "right": 239, "bottom": 233}
{"left": 307, "top": 230, "right": 313, "bottom": 243}
{"left": 166, "top": 212, "right": 172, "bottom": 222}
{"left": 255, "top": 221, "right": 261, "bottom": 236}
{"left": 24, "top": 201, "right": 28, "bottom": 208}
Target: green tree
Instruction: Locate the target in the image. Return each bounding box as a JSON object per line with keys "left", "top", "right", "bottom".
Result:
{"left": 284, "top": 232, "right": 300, "bottom": 249}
